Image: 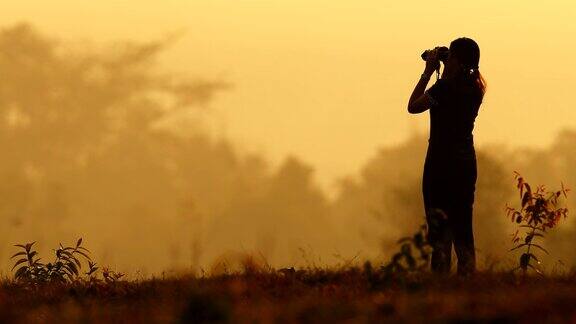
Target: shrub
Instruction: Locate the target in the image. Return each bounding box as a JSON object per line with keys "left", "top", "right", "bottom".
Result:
{"left": 506, "top": 171, "right": 570, "bottom": 275}
{"left": 11, "top": 238, "right": 123, "bottom": 284}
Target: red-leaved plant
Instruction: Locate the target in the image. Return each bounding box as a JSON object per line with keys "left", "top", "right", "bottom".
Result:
{"left": 506, "top": 171, "right": 570, "bottom": 276}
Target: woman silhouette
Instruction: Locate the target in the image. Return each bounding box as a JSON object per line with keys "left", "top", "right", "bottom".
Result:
{"left": 407, "top": 37, "right": 486, "bottom": 276}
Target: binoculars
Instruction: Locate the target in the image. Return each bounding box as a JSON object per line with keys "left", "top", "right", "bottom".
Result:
{"left": 421, "top": 46, "right": 449, "bottom": 62}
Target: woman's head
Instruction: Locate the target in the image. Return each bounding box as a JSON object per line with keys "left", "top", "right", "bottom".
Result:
{"left": 444, "top": 37, "right": 486, "bottom": 99}
{"left": 449, "top": 37, "right": 480, "bottom": 71}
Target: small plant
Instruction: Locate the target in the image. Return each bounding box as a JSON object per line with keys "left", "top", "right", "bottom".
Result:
{"left": 102, "top": 267, "right": 125, "bottom": 283}
{"left": 506, "top": 171, "right": 570, "bottom": 276}
{"left": 86, "top": 260, "right": 99, "bottom": 277}
{"left": 12, "top": 238, "right": 91, "bottom": 283}
{"left": 381, "top": 224, "right": 431, "bottom": 276}
{"left": 11, "top": 238, "right": 123, "bottom": 284}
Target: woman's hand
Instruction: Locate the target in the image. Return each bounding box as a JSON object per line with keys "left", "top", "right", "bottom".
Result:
{"left": 425, "top": 48, "right": 441, "bottom": 75}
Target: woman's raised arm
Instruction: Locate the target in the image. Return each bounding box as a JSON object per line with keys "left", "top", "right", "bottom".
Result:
{"left": 407, "top": 48, "right": 440, "bottom": 114}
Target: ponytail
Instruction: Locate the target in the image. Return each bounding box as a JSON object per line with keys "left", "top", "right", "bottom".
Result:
{"left": 471, "top": 69, "right": 486, "bottom": 101}
{"left": 461, "top": 67, "right": 486, "bottom": 101}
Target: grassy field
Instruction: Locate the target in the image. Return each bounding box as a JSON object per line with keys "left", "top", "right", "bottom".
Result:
{"left": 1, "top": 266, "right": 576, "bottom": 323}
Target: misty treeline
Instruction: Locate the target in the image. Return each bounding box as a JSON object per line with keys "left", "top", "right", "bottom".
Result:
{"left": 0, "top": 24, "right": 574, "bottom": 275}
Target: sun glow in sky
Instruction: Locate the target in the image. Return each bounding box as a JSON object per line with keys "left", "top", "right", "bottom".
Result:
{"left": 2, "top": 0, "right": 576, "bottom": 194}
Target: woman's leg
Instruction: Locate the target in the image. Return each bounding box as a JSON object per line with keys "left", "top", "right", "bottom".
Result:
{"left": 449, "top": 203, "right": 475, "bottom": 275}
{"left": 423, "top": 151, "right": 452, "bottom": 274}
{"left": 449, "top": 157, "right": 477, "bottom": 276}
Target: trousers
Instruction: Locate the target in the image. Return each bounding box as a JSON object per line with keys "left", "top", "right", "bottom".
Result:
{"left": 422, "top": 143, "right": 477, "bottom": 275}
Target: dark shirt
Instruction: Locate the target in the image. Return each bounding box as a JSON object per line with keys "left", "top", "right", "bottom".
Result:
{"left": 425, "top": 77, "right": 482, "bottom": 156}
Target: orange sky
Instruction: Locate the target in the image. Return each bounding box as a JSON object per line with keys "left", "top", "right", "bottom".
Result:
{"left": 2, "top": 0, "right": 575, "bottom": 195}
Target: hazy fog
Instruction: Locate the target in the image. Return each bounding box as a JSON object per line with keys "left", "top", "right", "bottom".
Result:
{"left": 2, "top": 0, "right": 576, "bottom": 193}
{"left": 0, "top": 1, "right": 574, "bottom": 275}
